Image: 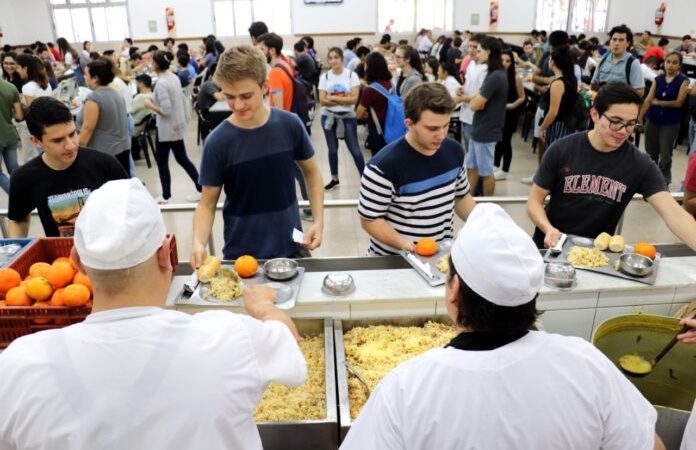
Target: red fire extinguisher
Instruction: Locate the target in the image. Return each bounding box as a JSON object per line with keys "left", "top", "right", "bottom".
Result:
{"left": 490, "top": 1, "right": 499, "bottom": 26}
{"left": 166, "top": 7, "right": 176, "bottom": 34}
{"left": 654, "top": 2, "right": 666, "bottom": 26}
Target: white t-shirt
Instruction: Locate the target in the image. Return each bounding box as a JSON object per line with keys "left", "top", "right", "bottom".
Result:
{"left": 439, "top": 75, "right": 461, "bottom": 99}
{"left": 417, "top": 36, "right": 433, "bottom": 54}
{"left": 318, "top": 68, "right": 360, "bottom": 113}
{"left": 21, "top": 81, "right": 52, "bottom": 101}
{"left": 110, "top": 76, "right": 133, "bottom": 111}
{"left": 341, "top": 331, "right": 657, "bottom": 450}
{"left": 0, "top": 307, "right": 306, "bottom": 450}
{"left": 459, "top": 61, "right": 487, "bottom": 124}
{"left": 682, "top": 399, "right": 696, "bottom": 450}
{"left": 641, "top": 63, "right": 658, "bottom": 83}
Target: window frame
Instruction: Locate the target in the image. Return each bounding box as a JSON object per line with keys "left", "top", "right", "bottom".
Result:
{"left": 378, "top": 0, "right": 453, "bottom": 34}
{"left": 211, "top": 0, "right": 294, "bottom": 37}
{"left": 535, "top": 0, "right": 610, "bottom": 34}
{"left": 47, "top": 0, "right": 131, "bottom": 43}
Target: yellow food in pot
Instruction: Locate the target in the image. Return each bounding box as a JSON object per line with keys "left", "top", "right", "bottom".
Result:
{"left": 618, "top": 354, "right": 652, "bottom": 374}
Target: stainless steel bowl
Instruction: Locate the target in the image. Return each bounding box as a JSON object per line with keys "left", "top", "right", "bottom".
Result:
{"left": 263, "top": 258, "right": 298, "bottom": 281}
{"left": 619, "top": 253, "right": 653, "bottom": 277}
{"left": 322, "top": 272, "right": 355, "bottom": 296}
{"left": 544, "top": 262, "right": 576, "bottom": 289}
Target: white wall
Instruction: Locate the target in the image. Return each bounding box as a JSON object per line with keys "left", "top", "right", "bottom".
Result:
{"left": 292, "top": 0, "right": 377, "bottom": 34}
{"left": 0, "top": 0, "right": 54, "bottom": 45}
{"left": 607, "top": 0, "right": 696, "bottom": 37}
{"left": 453, "top": 0, "right": 536, "bottom": 33}
{"left": 129, "top": 0, "right": 213, "bottom": 40}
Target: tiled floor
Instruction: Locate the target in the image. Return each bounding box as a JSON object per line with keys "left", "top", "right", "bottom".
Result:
{"left": 3, "top": 114, "right": 692, "bottom": 262}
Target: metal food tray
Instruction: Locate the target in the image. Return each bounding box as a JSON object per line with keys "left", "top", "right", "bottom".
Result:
{"left": 334, "top": 316, "right": 454, "bottom": 439}
{"left": 544, "top": 235, "right": 658, "bottom": 285}
{"left": 257, "top": 318, "right": 339, "bottom": 450}
{"left": 400, "top": 240, "right": 452, "bottom": 287}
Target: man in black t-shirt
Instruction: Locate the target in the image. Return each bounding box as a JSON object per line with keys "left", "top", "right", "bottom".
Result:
{"left": 527, "top": 82, "right": 696, "bottom": 250}
{"left": 8, "top": 97, "right": 127, "bottom": 237}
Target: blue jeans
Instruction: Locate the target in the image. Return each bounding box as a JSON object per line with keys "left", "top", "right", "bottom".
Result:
{"left": 0, "top": 141, "right": 19, "bottom": 194}
{"left": 689, "top": 118, "right": 696, "bottom": 158}
{"left": 320, "top": 115, "right": 365, "bottom": 178}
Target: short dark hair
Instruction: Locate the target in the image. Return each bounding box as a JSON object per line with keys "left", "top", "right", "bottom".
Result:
{"left": 453, "top": 37, "right": 463, "bottom": 47}
{"left": 249, "top": 21, "right": 269, "bottom": 40}
{"left": 658, "top": 37, "right": 670, "bottom": 47}
{"left": 177, "top": 42, "right": 189, "bottom": 52}
{"left": 124, "top": 37, "right": 133, "bottom": 45}
{"left": 102, "top": 49, "right": 115, "bottom": 57}
{"left": 380, "top": 34, "right": 391, "bottom": 45}
{"left": 2, "top": 44, "right": 12, "bottom": 53}
{"left": 346, "top": 38, "right": 357, "bottom": 50}
{"left": 152, "top": 50, "right": 173, "bottom": 71}
{"left": 531, "top": 29, "right": 539, "bottom": 37}
{"left": 548, "top": 30, "right": 569, "bottom": 48}
{"left": 256, "top": 32, "right": 283, "bottom": 55}
{"left": 147, "top": 44, "right": 159, "bottom": 53}
{"left": 135, "top": 73, "right": 152, "bottom": 88}
{"left": 355, "top": 46, "right": 370, "bottom": 58}
{"left": 593, "top": 82, "right": 643, "bottom": 115}
{"left": 683, "top": 34, "right": 692, "bottom": 41}
{"left": 86, "top": 57, "right": 115, "bottom": 85}
{"left": 163, "top": 37, "right": 174, "bottom": 46}
{"left": 398, "top": 39, "right": 408, "bottom": 45}
{"left": 609, "top": 24, "right": 634, "bottom": 44}
{"left": 403, "top": 82, "right": 455, "bottom": 122}
{"left": 470, "top": 33, "right": 486, "bottom": 44}
{"left": 425, "top": 56, "right": 439, "bottom": 77}
{"left": 294, "top": 40, "right": 306, "bottom": 53}
{"left": 589, "top": 36, "right": 600, "bottom": 45}
{"left": 449, "top": 255, "right": 541, "bottom": 333}
{"left": 364, "top": 51, "right": 391, "bottom": 83}
{"left": 26, "top": 97, "right": 73, "bottom": 140}
{"left": 302, "top": 36, "right": 315, "bottom": 49}
{"left": 177, "top": 51, "right": 190, "bottom": 66}
{"left": 328, "top": 46, "right": 343, "bottom": 59}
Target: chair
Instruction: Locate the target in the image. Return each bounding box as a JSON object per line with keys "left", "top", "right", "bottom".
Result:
{"left": 195, "top": 104, "right": 214, "bottom": 145}
{"left": 133, "top": 114, "right": 156, "bottom": 168}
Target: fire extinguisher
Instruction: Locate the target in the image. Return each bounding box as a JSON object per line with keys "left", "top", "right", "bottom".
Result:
{"left": 165, "top": 7, "right": 176, "bottom": 34}
{"left": 490, "top": 1, "right": 499, "bottom": 26}
{"left": 654, "top": 2, "right": 666, "bottom": 26}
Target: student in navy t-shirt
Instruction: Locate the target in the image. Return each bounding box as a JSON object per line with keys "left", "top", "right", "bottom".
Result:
{"left": 191, "top": 46, "right": 325, "bottom": 264}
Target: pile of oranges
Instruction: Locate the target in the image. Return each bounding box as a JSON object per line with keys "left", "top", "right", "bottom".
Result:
{"left": 0, "top": 258, "right": 92, "bottom": 313}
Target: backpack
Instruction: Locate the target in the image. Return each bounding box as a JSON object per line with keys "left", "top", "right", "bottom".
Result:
{"left": 596, "top": 53, "right": 635, "bottom": 85}
{"left": 274, "top": 63, "right": 316, "bottom": 129}
{"left": 367, "top": 82, "right": 407, "bottom": 144}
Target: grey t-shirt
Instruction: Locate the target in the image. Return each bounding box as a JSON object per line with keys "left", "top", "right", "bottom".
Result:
{"left": 471, "top": 70, "right": 508, "bottom": 143}
{"left": 80, "top": 87, "right": 130, "bottom": 157}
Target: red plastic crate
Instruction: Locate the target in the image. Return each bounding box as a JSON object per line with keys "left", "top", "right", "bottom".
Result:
{"left": 0, "top": 235, "right": 178, "bottom": 348}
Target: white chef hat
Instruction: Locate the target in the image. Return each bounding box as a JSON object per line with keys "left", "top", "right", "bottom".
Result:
{"left": 450, "top": 203, "right": 543, "bottom": 307}
{"left": 74, "top": 179, "right": 166, "bottom": 270}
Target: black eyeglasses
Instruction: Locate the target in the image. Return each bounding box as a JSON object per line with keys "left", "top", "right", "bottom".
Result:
{"left": 601, "top": 113, "right": 640, "bottom": 132}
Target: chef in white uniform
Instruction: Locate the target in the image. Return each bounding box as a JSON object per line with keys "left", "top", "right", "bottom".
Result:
{"left": 0, "top": 179, "right": 307, "bottom": 450}
{"left": 340, "top": 203, "right": 665, "bottom": 450}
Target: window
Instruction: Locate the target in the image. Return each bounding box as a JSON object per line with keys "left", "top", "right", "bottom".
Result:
{"left": 536, "top": 0, "right": 609, "bottom": 33}
{"left": 50, "top": 0, "right": 129, "bottom": 43}
{"left": 212, "top": 0, "right": 292, "bottom": 37}
{"left": 378, "top": 0, "right": 453, "bottom": 34}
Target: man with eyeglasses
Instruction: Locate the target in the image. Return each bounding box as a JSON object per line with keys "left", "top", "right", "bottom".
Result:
{"left": 527, "top": 82, "right": 696, "bottom": 250}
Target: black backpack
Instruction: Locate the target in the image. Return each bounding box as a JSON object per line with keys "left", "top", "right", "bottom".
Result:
{"left": 274, "top": 63, "right": 316, "bottom": 130}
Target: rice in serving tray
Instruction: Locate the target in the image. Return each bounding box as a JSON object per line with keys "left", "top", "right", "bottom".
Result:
{"left": 343, "top": 321, "right": 456, "bottom": 418}
{"left": 254, "top": 334, "right": 326, "bottom": 421}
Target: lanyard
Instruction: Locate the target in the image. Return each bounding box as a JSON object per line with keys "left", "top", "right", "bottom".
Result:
{"left": 445, "top": 330, "right": 528, "bottom": 351}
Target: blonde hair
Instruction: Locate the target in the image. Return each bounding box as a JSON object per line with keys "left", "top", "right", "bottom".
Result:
{"left": 214, "top": 45, "right": 267, "bottom": 87}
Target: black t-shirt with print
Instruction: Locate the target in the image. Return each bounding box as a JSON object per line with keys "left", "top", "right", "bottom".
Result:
{"left": 8, "top": 148, "right": 128, "bottom": 237}
{"left": 532, "top": 132, "right": 666, "bottom": 247}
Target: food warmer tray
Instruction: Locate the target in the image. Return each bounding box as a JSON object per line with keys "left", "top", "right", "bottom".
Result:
{"left": 400, "top": 240, "right": 452, "bottom": 287}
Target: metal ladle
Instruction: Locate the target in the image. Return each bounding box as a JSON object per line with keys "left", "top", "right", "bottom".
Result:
{"left": 619, "top": 315, "right": 694, "bottom": 377}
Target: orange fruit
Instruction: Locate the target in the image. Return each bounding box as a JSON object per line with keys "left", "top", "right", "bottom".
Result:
{"left": 25, "top": 277, "right": 54, "bottom": 301}
{"left": 635, "top": 242, "right": 657, "bottom": 260}
{"left": 47, "top": 261, "right": 75, "bottom": 289}
{"left": 5, "top": 286, "right": 31, "bottom": 306}
{"left": 32, "top": 301, "right": 53, "bottom": 324}
{"left": 234, "top": 255, "right": 258, "bottom": 278}
{"left": 29, "top": 262, "right": 51, "bottom": 278}
{"left": 50, "top": 287, "right": 65, "bottom": 306}
{"left": 54, "top": 257, "right": 71, "bottom": 265}
{"left": 63, "top": 284, "right": 90, "bottom": 307}
{"left": 416, "top": 238, "right": 438, "bottom": 257}
{"left": 0, "top": 268, "right": 22, "bottom": 296}
{"left": 72, "top": 272, "right": 93, "bottom": 293}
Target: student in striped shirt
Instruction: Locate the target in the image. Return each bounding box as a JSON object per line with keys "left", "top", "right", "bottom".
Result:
{"left": 358, "top": 82, "right": 476, "bottom": 255}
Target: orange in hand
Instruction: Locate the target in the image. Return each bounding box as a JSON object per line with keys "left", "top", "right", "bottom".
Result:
{"left": 416, "top": 238, "right": 438, "bottom": 257}
{"left": 635, "top": 242, "right": 657, "bottom": 260}
{"left": 0, "top": 268, "right": 22, "bottom": 296}
{"left": 235, "top": 255, "right": 258, "bottom": 278}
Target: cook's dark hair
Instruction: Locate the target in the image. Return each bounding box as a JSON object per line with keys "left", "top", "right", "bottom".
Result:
{"left": 365, "top": 51, "right": 391, "bottom": 83}
{"left": 609, "top": 24, "right": 634, "bottom": 44}
{"left": 449, "top": 256, "right": 541, "bottom": 333}
{"left": 26, "top": 97, "right": 73, "bottom": 139}
{"left": 593, "top": 81, "right": 643, "bottom": 115}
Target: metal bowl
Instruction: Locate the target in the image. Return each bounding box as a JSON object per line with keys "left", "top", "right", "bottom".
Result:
{"left": 544, "top": 262, "right": 576, "bottom": 289}
{"left": 322, "top": 272, "right": 355, "bottom": 296}
{"left": 263, "top": 258, "right": 298, "bottom": 281}
{"left": 619, "top": 253, "right": 653, "bottom": 277}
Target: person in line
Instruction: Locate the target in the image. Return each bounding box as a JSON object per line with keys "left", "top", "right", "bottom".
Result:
{"left": 639, "top": 51, "right": 689, "bottom": 186}
{"left": 466, "top": 36, "right": 508, "bottom": 196}
{"left": 57, "top": 37, "right": 83, "bottom": 86}
{"left": 191, "top": 46, "right": 324, "bottom": 264}
{"left": 446, "top": 37, "right": 464, "bottom": 67}
{"left": 527, "top": 82, "right": 696, "bottom": 251}
{"left": 455, "top": 33, "right": 486, "bottom": 153}
{"left": 493, "top": 50, "right": 525, "bottom": 181}
{"left": 429, "top": 35, "right": 445, "bottom": 60}
{"left": 459, "top": 35, "right": 481, "bottom": 80}
{"left": 346, "top": 46, "right": 369, "bottom": 73}
{"left": 537, "top": 47, "right": 578, "bottom": 149}
{"left": 355, "top": 52, "right": 393, "bottom": 155}
{"left": 591, "top": 24, "right": 645, "bottom": 97}
{"left": 1, "top": 52, "right": 23, "bottom": 92}
{"left": 201, "top": 38, "right": 217, "bottom": 71}
{"left": 394, "top": 45, "right": 425, "bottom": 98}
{"left": 248, "top": 21, "right": 269, "bottom": 46}
{"left": 343, "top": 38, "right": 358, "bottom": 68}
{"left": 318, "top": 47, "right": 364, "bottom": 191}
{"left": 0, "top": 76, "right": 23, "bottom": 194}
{"left": 15, "top": 54, "right": 52, "bottom": 106}
{"left": 144, "top": 51, "right": 201, "bottom": 204}
{"left": 294, "top": 40, "right": 317, "bottom": 82}
{"left": 358, "top": 82, "right": 475, "bottom": 255}
{"left": 78, "top": 57, "right": 131, "bottom": 174}
{"left": 0, "top": 178, "right": 307, "bottom": 450}
{"left": 8, "top": 97, "right": 126, "bottom": 237}
{"left": 341, "top": 203, "right": 665, "bottom": 450}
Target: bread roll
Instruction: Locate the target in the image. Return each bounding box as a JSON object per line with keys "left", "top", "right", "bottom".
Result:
{"left": 594, "top": 232, "right": 611, "bottom": 250}
{"left": 609, "top": 235, "right": 625, "bottom": 253}
{"left": 198, "top": 256, "right": 221, "bottom": 282}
